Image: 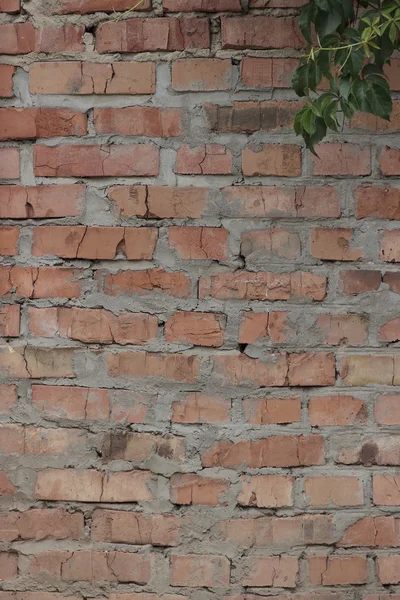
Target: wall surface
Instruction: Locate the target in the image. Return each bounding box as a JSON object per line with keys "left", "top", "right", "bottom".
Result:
{"left": 1, "top": 0, "right": 400, "bottom": 599}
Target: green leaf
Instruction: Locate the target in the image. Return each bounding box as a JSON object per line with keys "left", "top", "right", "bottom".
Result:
{"left": 302, "top": 108, "right": 317, "bottom": 135}
{"left": 292, "top": 62, "right": 322, "bottom": 96}
{"left": 352, "top": 75, "right": 393, "bottom": 119}
{"left": 390, "top": 22, "right": 397, "bottom": 43}
{"left": 299, "top": 3, "right": 317, "bottom": 44}
{"left": 304, "top": 117, "right": 327, "bottom": 155}
{"left": 316, "top": 49, "right": 331, "bottom": 78}
{"left": 339, "top": 75, "right": 351, "bottom": 99}
{"left": 315, "top": 8, "right": 343, "bottom": 38}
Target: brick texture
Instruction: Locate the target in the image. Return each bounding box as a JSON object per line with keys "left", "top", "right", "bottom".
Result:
{"left": 0, "top": 0, "right": 398, "bottom": 598}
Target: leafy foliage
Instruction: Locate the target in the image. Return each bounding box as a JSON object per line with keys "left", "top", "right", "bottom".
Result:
{"left": 293, "top": 0, "right": 400, "bottom": 153}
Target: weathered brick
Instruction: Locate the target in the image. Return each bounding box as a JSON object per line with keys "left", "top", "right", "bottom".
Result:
{"left": 202, "top": 435, "right": 325, "bottom": 468}
{"left": 356, "top": 185, "right": 400, "bottom": 219}
{"left": 242, "top": 144, "right": 302, "bottom": 177}
{"left": 200, "top": 271, "right": 327, "bottom": 301}
{"left": 94, "top": 107, "right": 182, "bottom": 136}
{"left": 165, "top": 0, "right": 241, "bottom": 10}
{"left": 241, "top": 229, "right": 301, "bottom": 260}
{"left": 0, "top": 226, "right": 18, "bottom": 256}
{"left": 0, "top": 23, "right": 84, "bottom": 54}
{"left": 170, "top": 474, "right": 229, "bottom": 506}
{"left": 107, "top": 352, "right": 200, "bottom": 382}
{"left": 176, "top": 144, "right": 232, "bottom": 175}
{"left": 169, "top": 227, "right": 228, "bottom": 260}
{"left": 0, "top": 185, "right": 85, "bottom": 218}
{"left": 305, "top": 476, "right": 364, "bottom": 506}
{"left": 339, "top": 516, "right": 400, "bottom": 547}
{"left": 0, "top": 266, "right": 82, "bottom": 298}
{"left": 53, "top": 0, "right": 150, "bottom": 13}
{"left": 96, "top": 18, "right": 210, "bottom": 53}
{"left": 165, "top": 312, "right": 225, "bottom": 347}
{"left": 313, "top": 144, "right": 371, "bottom": 176}
{"left": 308, "top": 556, "right": 367, "bottom": 585}
{"left": 92, "top": 509, "right": 181, "bottom": 545}
{"left": 243, "top": 397, "right": 301, "bottom": 424}
{"left": 0, "top": 0, "right": 20, "bottom": 12}
{"left": 238, "top": 475, "right": 293, "bottom": 507}
{"left": 0, "top": 108, "right": 87, "bottom": 140}
{"left": 206, "top": 101, "right": 299, "bottom": 133}
{"left": 172, "top": 59, "right": 232, "bottom": 91}
{"left": 0, "top": 148, "right": 19, "bottom": 178}
{"left": 311, "top": 228, "right": 363, "bottom": 261}
{"left": 172, "top": 393, "right": 231, "bottom": 424}
{"left": 100, "top": 269, "right": 191, "bottom": 299}
{"left": 30, "top": 62, "right": 155, "bottom": 95}
{"left": 0, "top": 509, "right": 84, "bottom": 541}
{"left": 381, "top": 230, "right": 400, "bottom": 262}
{"left": 375, "top": 395, "right": 400, "bottom": 425}
{"left": 309, "top": 395, "right": 367, "bottom": 426}
{"left": 171, "top": 555, "right": 230, "bottom": 587}
{"left": 0, "top": 65, "right": 15, "bottom": 97}
{"left": 34, "top": 145, "right": 159, "bottom": 177}
{"left": 108, "top": 186, "right": 209, "bottom": 219}
{"left": 242, "top": 556, "right": 298, "bottom": 587}
{"left": 221, "top": 16, "right": 303, "bottom": 50}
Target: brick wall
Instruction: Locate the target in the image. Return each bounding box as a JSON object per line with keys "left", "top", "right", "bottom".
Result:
{"left": 1, "top": 0, "right": 400, "bottom": 598}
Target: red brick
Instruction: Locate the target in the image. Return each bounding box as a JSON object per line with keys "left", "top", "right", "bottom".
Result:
{"left": 309, "top": 395, "right": 367, "bottom": 426}
{"left": 30, "top": 307, "right": 157, "bottom": 345}
{"left": 240, "top": 57, "right": 299, "bottom": 88}
{"left": 172, "top": 59, "right": 232, "bottom": 91}
{"left": 383, "top": 271, "right": 400, "bottom": 294}
{"left": 92, "top": 509, "right": 181, "bottom": 546}
{"left": 30, "top": 62, "right": 155, "bottom": 95}
{"left": 0, "top": 594, "right": 80, "bottom": 600}
{"left": 316, "top": 314, "right": 367, "bottom": 345}
{"left": 305, "top": 476, "right": 363, "bottom": 507}
{"left": 165, "top": 0, "right": 241, "bottom": 10}
{"left": 250, "top": 0, "right": 306, "bottom": 5}
{"left": 0, "top": 347, "right": 75, "bottom": 378}
{"left": 0, "top": 266, "right": 82, "bottom": 298}
{"left": 29, "top": 550, "right": 151, "bottom": 583}
{"left": 0, "top": 185, "right": 85, "bottom": 219}
{"left": 339, "top": 516, "right": 400, "bottom": 548}
{"left": 0, "top": 0, "right": 20, "bottom": 12}
{"left": 287, "top": 353, "right": 336, "bottom": 386}
{"left": 0, "top": 424, "right": 24, "bottom": 453}
{"left": 107, "top": 351, "right": 200, "bottom": 382}
{"left": 0, "top": 226, "right": 18, "bottom": 256}
{"left": 33, "top": 226, "right": 157, "bottom": 260}
{"left": 0, "top": 385, "right": 17, "bottom": 414}
{"left": 0, "top": 305, "right": 20, "bottom": 337}
{"left": 100, "top": 269, "right": 191, "bottom": 299}
{"left": 212, "top": 353, "right": 288, "bottom": 387}
{"left": 0, "top": 472, "right": 15, "bottom": 496}
{"left": 340, "top": 270, "right": 381, "bottom": 295}
{"left": 0, "top": 148, "right": 19, "bottom": 179}
{"left": 313, "top": 144, "right": 371, "bottom": 176}
{"left": 222, "top": 185, "right": 340, "bottom": 218}
{"left": 243, "top": 397, "right": 301, "bottom": 424}
{"left": 242, "top": 144, "right": 301, "bottom": 176}
{"left": 0, "top": 65, "right": 15, "bottom": 97}
{"left": 352, "top": 102, "right": 400, "bottom": 131}
{"left": 202, "top": 435, "right": 325, "bottom": 468}
{"left": 221, "top": 514, "right": 333, "bottom": 548}
{"left": 200, "top": 271, "right": 327, "bottom": 301}
{"left": 54, "top": 0, "right": 150, "bottom": 13}
{"left": 308, "top": 556, "right": 367, "bottom": 585}
{"left": 31, "top": 385, "right": 111, "bottom": 421}
{"left": 165, "top": 312, "right": 224, "bottom": 347}
{"left": 206, "top": 101, "right": 299, "bottom": 133}
{"left": 238, "top": 475, "right": 293, "bottom": 508}
{"left": 242, "top": 556, "right": 298, "bottom": 587}
{"left": 311, "top": 228, "right": 363, "bottom": 261}
{"left": 380, "top": 317, "right": 400, "bottom": 342}
{"left": 239, "top": 312, "right": 291, "bottom": 344}
{"left": 0, "top": 24, "right": 84, "bottom": 55}
{"left": 34, "top": 144, "right": 159, "bottom": 177}
{"left": 176, "top": 144, "right": 232, "bottom": 174}
{"left": 108, "top": 186, "right": 209, "bottom": 219}
{"left": 375, "top": 395, "right": 400, "bottom": 425}
{"left": 374, "top": 474, "right": 400, "bottom": 505}
{"left": 0, "top": 108, "right": 87, "bottom": 141}
{"left": 170, "top": 473, "right": 229, "bottom": 506}
{"left": 171, "top": 555, "right": 230, "bottom": 587}
{"left": 96, "top": 18, "right": 210, "bottom": 53}
{"left": 0, "top": 553, "right": 17, "bottom": 580}
{"left": 377, "top": 556, "right": 400, "bottom": 584}
{"left": 356, "top": 185, "right": 400, "bottom": 219}
{"left": 379, "top": 147, "right": 400, "bottom": 175}
{"left": 169, "top": 226, "right": 228, "bottom": 260}
{"left": 35, "top": 469, "right": 153, "bottom": 502}
{"left": 28, "top": 425, "right": 87, "bottom": 456}
{"left": 172, "top": 393, "right": 231, "bottom": 424}
{"left": 221, "top": 16, "right": 303, "bottom": 50}
{"left": 241, "top": 228, "right": 301, "bottom": 260}
{"left": 0, "top": 509, "right": 84, "bottom": 541}
{"left": 381, "top": 230, "right": 400, "bottom": 262}
{"left": 94, "top": 107, "right": 181, "bottom": 137}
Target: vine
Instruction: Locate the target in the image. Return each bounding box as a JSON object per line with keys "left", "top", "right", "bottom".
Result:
{"left": 293, "top": 0, "right": 400, "bottom": 153}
